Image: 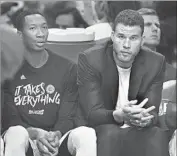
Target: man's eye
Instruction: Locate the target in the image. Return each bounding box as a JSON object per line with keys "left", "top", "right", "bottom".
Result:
{"left": 29, "top": 27, "right": 35, "bottom": 30}
{"left": 117, "top": 35, "right": 125, "bottom": 39}
{"left": 130, "top": 36, "right": 138, "bottom": 40}
{"left": 145, "top": 23, "right": 151, "bottom": 27}
{"left": 42, "top": 26, "right": 48, "bottom": 29}
{"left": 155, "top": 23, "right": 160, "bottom": 28}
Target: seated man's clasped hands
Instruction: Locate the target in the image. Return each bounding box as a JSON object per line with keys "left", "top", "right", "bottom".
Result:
{"left": 113, "top": 98, "right": 155, "bottom": 128}
{"left": 28, "top": 128, "right": 62, "bottom": 155}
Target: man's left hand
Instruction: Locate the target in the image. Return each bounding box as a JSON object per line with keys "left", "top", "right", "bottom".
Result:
{"left": 130, "top": 107, "right": 155, "bottom": 128}
{"left": 47, "top": 131, "right": 62, "bottom": 148}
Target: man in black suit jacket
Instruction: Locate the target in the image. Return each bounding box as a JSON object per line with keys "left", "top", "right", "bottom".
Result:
{"left": 77, "top": 9, "right": 170, "bottom": 156}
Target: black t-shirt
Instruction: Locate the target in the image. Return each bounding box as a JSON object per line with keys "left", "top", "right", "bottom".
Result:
{"left": 2, "top": 50, "right": 78, "bottom": 134}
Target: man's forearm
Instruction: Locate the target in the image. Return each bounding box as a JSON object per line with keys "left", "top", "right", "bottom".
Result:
{"left": 88, "top": 109, "right": 118, "bottom": 127}
{"left": 27, "top": 127, "right": 48, "bottom": 140}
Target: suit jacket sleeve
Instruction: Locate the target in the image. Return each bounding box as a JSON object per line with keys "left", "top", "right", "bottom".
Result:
{"left": 52, "top": 63, "right": 78, "bottom": 134}
{"left": 144, "top": 56, "right": 166, "bottom": 125}
{"left": 77, "top": 53, "right": 117, "bottom": 127}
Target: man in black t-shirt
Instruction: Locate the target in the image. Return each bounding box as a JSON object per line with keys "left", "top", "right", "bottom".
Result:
{"left": 2, "top": 10, "right": 96, "bottom": 156}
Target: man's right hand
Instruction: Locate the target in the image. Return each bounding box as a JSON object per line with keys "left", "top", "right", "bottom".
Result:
{"left": 113, "top": 100, "right": 139, "bottom": 124}
{"left": 37, "top": 136, "right": 58, "bottom": 156}
{"left": 122, "top": 99, "right": 147, "bottom": 123}
{"left": 37, "top": 131, "right": 62, "bottom": 156}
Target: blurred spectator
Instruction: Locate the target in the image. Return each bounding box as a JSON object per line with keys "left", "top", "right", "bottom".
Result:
{"left": 136, "top": 1, "right": 176, "bottom": 65}
{"left": 94, "top": 1, "right": 111, "bottom": 24}
{"left": 0, "top": 1, "right": 24, "bottom": 27}
{"left": 138, "top": 8, "right": 161, "bottom": 51}
{"left": 155, "top": 1, "right": 176, "bottom": 65}
{"left": 0, "top": 23, "right": 25, "bottom": 156}
{"left": 0, "top": 24, "right": 24, "bottom": 87}
{"left": 76, "top": 1, "right": 97, "bottom": 25}
{"left": 0, "top": 25, "right": 24, "bottom": 141}
{"left": 55, "top": 8, "right": 89, "bottom": 29}
{"left": 1, "top": 1, "right": 19, "bottom": 15}
{"left": 85, "top": 1, "right": 112, "bottom": 40}
{"left": 137, "top": 8, "right": 176, "bottom": 81}
{"left": 159, "top": 19, "right": 176, "bottom": 65}
{"left": 43, "top": 1, "right": 76, "bottom": 28}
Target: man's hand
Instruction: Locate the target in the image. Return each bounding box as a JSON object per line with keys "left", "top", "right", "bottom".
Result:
{"left": 37, "top": 131, "right": 62, "bottom": 156}
{"left": 126, "top": 98, "right": 155, "bottom": 128}
{"left": 113, "top": 98, "right": 155, "bottom": 128}
{"left": 27, "top": 127, "right": 48, "bottom": 140}
{"left": 26, "top": 127, "right": 56, "bottom": 156}
{"left": 47, "top": 131, "right": 62, "bottom": 148}
{"left": 37, "top": 137, "right": 57, "bottom": 156}
{"left": 113, "top": 100, "right": 138, "bottom": 123}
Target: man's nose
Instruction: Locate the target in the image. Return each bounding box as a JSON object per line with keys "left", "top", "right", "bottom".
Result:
{"left": 36, "top": 28, "right": 45, "bottom": 37}
{"left": 123, "top": 39, "right": 131, "bottom": 49}
{"left": 151, "top": 24, "right": 158, "bottom": 32}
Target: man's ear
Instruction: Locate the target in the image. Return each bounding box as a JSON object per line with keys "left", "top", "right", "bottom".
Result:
{"left": 141, "top": 35, "right": 145, "bottom": 47}
{"left": 111, "top": 31, "right": 114, "bottom": 42}
{"left": 17, "top": 30, "right": 22, "bottom": 37}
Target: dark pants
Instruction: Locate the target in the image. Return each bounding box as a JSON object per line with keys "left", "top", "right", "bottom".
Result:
{"left": 95, "top": 124, "right": 170, "bottom": 156}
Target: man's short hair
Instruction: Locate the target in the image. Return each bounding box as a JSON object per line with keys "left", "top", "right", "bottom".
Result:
{"left": 137, "top": 8, "right": 158, "bottom": 17}
{"left": 15, "top": 9, "right": 45, "bottom": 31}
{"left": 113, "top": 9, "right": 144, "bottom": 35}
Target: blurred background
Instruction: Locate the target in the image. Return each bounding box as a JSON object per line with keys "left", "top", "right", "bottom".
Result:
{"left": 0, "top": 1, "right": 176, "bottom": 68}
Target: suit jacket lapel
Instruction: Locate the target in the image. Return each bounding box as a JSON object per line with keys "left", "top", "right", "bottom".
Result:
{"left": 106, "top": 43, "right": 119, "bottom": 106}
{"left": 128, "top": 50, "right": 145, "bottom": 100}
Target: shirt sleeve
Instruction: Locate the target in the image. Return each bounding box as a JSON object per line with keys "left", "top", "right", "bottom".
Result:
{"left": 52, "top": 63, "right": 78, "bottom": 135}
{"left": 2, "top": 80, "right": 30, "bottom": 132}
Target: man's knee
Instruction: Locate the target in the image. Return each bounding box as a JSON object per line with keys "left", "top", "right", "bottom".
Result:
{"left": 149, "top": 127, "right": 168, "bottom": 138}
{"left": 144, "top": 126, "right": 169, "bottom": 149}
{"left": 4, "top": 125, "right": 29, "bottom": 146}
{"left": 1, "top": 136, "right": 4, "bottom": 155}
{"left": 68, "top": 126, "right": 96, "bottom": 155}
{"left": 95, "top": 124, "right": 121, "bottom": 140}
{"left": 71, "top": 126, "right": 96, "bottom": 142}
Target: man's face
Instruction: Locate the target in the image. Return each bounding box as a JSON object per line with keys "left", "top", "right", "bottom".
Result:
{"left": 111, "top": 23, "right": 143, "bottom": 65}
{"left": 142, "top": 15, "right": 161, "bottom": 47}
{"left": 55, "top": 13, "right": 75, "bottom": 29}
{"left": 21, "top": 14, "right": 48, "bottom": 52}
